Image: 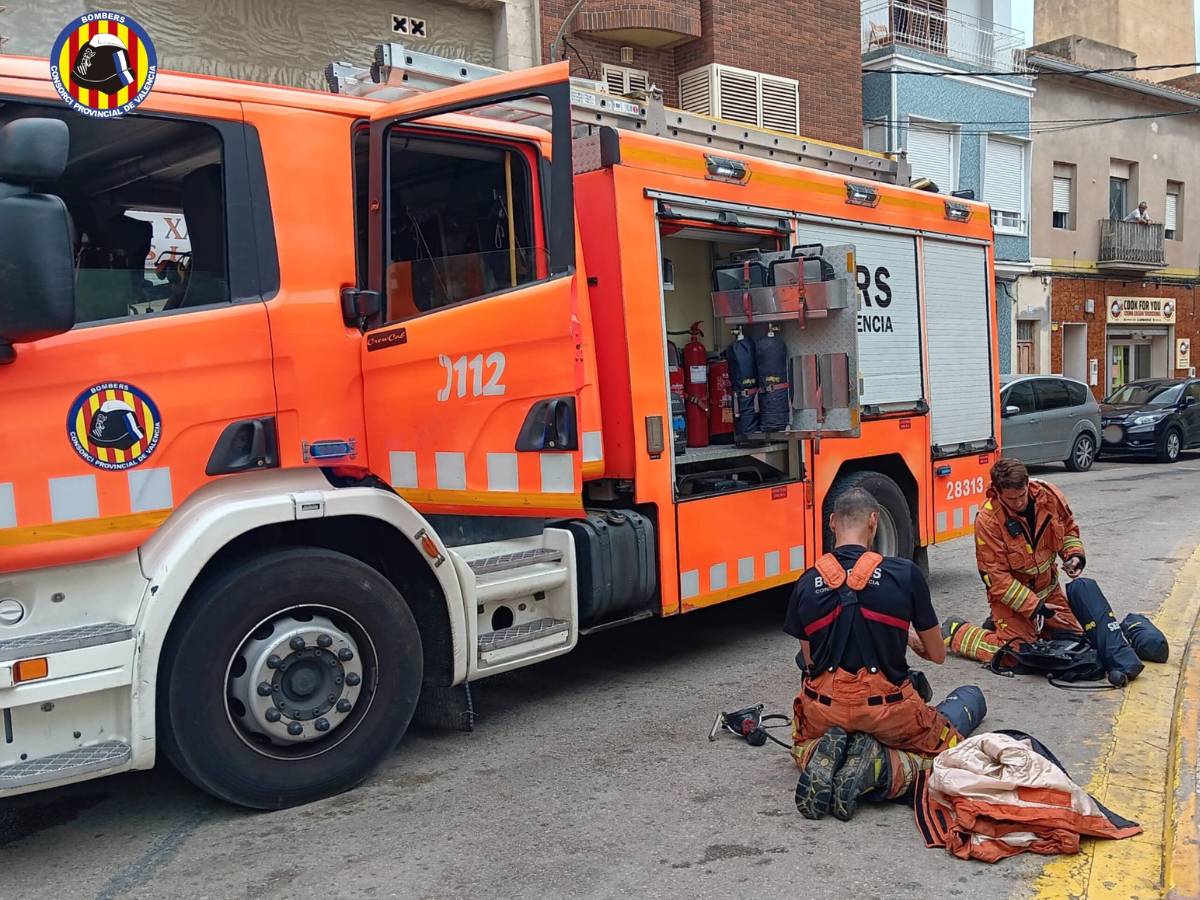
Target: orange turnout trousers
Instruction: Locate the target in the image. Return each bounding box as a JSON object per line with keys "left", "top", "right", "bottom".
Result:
{"left": 792, "top": 667, "right": 963, "bottom": 799}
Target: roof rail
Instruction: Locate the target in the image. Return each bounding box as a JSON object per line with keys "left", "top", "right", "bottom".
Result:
{"left": 326, "top": 43, "right": 907, "bottom": 184}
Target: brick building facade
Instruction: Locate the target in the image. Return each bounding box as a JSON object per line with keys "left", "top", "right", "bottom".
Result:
{"left": 1049, "top": 278, "right": 1198, "bottom": 398}
{"left": 539, "top": 0, "right": 863, "bottom": 147}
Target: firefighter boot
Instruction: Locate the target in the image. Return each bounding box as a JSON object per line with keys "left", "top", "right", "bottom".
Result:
{"left": 831, "top": 731, "right": 890, "bottom": 821}
{"left": 795, "top": 726, "right": 849, "bottom": 820}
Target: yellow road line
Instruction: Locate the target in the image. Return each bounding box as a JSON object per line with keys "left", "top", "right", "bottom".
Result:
{"left": 1032, "top": 545, "right": 1200, "bottom": 900}
{"left": 1166, "top": 605, "right": 1200, "bottom": 898}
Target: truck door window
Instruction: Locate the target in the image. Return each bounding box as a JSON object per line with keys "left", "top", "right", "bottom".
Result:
{"left": 0, "top": 102, "right": 229, "bottom": 325}
{"left": 383, "top": 133, "right": 540, "bottom": 321}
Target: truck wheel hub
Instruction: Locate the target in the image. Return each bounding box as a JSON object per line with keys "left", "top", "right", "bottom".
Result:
{"left": 230, "top": 614, "right": 364, "bottom": 746}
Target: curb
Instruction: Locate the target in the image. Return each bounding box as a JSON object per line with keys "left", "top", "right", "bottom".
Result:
{"left": 1166, "top": 606, "right": 1200, "bottom": 899}
{"left": 1032, "top": 544, "right": 1200, "bottom": 900}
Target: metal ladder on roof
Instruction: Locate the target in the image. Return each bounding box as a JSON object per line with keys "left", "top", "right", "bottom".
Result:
{"left": 325, "top": 43, "right": 907, "bottom": 184}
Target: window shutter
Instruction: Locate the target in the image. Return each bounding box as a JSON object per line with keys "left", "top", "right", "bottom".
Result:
{"left": 1052, "top": 177, "right": 1071, "bottom": 213}
{"left": 906, "top": 125, "right": 954, "bottom": 191}
{"left": 679, "top": 66, "right": 713, "bottom": 116}
{"left": 1165, "top": 192, "right": 1179, "bottom": 232}
{"left": 715, "top": 66, "right": 760, "bottom": 127}
{"left": 984, "top": 137, "right": 1024, "bottom": 222}
{"left": 760, "top": 74, "right": 799, "bottom": 135}
{"left": 627, "top": 69, "right": 650, "bottom": 93}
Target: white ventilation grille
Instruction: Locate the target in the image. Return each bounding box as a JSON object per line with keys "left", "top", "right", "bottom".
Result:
{"left": 678, "top": 64, "right": 801, "bottom": 135}
{"left": 601, "top": 64, "right": 650, "bottom": 96}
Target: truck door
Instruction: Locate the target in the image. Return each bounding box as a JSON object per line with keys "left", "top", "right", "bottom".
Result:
{"left": 358, "top": 63, "right": 591, "bottom": 516}
{"left": 0, "top": 98, "right": 277, "bottom": 573}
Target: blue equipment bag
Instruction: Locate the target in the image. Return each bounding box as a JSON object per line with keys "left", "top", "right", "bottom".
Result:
{"left": 1120, "top": 613, "right": 1169, "bottom": 663}
{"left": 1065, "top": 578, "right": 1144, "bottom": 685}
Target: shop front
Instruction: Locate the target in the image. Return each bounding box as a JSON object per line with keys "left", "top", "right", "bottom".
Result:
{"left": 1105, "top": 296, "right": 1175, "bottom": 396}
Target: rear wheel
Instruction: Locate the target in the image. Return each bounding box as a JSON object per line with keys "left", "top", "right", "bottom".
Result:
{"left": 1158, "top": 427, "right": 1183, "bottom": 463}
{"left": 822, "top": 471, "right": 914, "bottom": 559}
{"left": 1065, "top": 432, "right": 1096, "bottom": 472}
{"left": 158, "top": 548, "right": 423, "bottom": 809}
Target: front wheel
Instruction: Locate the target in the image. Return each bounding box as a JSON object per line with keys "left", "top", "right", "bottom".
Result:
{"left": 1158, "top": 427, "right": 1183, "bottom": 463}
{"left": 158, "top": 547, "right": 423, "bottom": 809}
{"left": 822, "top": 471, "right": 914, "bottom": 558}
{"left": 1065, "top": 432, "right": 1096, "bottom": 472}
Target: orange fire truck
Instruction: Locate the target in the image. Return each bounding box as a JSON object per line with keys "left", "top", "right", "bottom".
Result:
{"left": 0, "top": 45, "right": 999, "bottom": 808}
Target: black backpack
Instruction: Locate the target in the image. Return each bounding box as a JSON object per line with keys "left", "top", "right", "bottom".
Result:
{"left": 989, "top": 634, "right": 1106, "bottom": 685}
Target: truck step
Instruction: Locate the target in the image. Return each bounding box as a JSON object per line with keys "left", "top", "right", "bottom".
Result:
{"left": 0, "top": 741, "right": 131, "bottom": 790}
{"left": 467, "top": 547, "right": 563, "bottom": 575}
{"left": 0, "top": 622, "right": 132, "bottom": 662}
{"left": 478, "top": 618, "right": 569, "bottom": 653}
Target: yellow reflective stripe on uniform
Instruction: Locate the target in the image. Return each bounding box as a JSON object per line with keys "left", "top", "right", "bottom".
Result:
{"left": 1062, "top": 537, "right": 1084, "bottom": 552}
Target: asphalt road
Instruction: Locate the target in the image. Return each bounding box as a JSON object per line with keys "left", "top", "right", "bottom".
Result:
{"left": 3, "top": 453, "right": 1200, "bottom": 900}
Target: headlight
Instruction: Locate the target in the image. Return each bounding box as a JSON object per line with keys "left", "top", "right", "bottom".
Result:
{"left": 1132, "top": 413, "right": 1168, "bottom": 426}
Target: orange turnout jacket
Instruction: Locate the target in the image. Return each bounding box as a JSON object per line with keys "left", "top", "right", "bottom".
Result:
{"left": 915, "top": 732, "right": 1141, "bottom": 862}
{"left": 974, "top": 480, "right": 1084, "bottom": 620}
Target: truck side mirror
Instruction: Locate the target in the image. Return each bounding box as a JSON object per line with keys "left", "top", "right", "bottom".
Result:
{"left": 0, "top": 118, "right": 75, "bottom": 364}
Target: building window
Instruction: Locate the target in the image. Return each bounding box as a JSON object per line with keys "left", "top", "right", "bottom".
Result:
{"left": 1052, "top": 162, "right": 1074, "bottom": 230}
{"left": 1165, "top": 182, "right": 1183, "bottom": 240}
{"left": 1109, "top": 159, "right": 1136, "bottom": 220}
{"left": 601, "top": 64, "right": 650, "bottom": 96}
{"left": 984, "top": 136, "right": 1025, "bottom": 235}
{"left": 905, "top": 120, "right": 956, "bottom": 193}
{"left": 678, "top": 64, "right": 800, "bottom": 135}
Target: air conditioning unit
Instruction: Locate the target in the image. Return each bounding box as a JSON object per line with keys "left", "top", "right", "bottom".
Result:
{"left": 678, "top": 63, "right": 800, "bottom": 135}
{"left": 601, "top": 64, "right": 650, "bottom": 97}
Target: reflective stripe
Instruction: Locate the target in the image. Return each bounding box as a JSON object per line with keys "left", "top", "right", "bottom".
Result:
{"left": 582, "top": 431, "right": 603, "bottom": 463}
{"left": 969, "top": 503, "right": 979, "bottom": 523}
{"left": 435, "top": 452, "right": 467, "bottom": 491}
{"left": 764, "top": 550, "right": 781, "bottom": 578}
{"left": 127, "top": 468, "right": 173, "bottom": 513}
{"left": 389, "top": 451, "right": 418, "bottom": 489}
{"left": 680, "top": 569, "right": 700, "bottom": 600}
{"left": 540, "top": 454, "right": 574, "bottom": 493}
{"left": 789, "top": 545, "right": 805, "bottom": 571}
{"left": 738, "top": 556, "right": 755, "bottom": 585}
{"left": 486, "top": 453, "right": 519, "bottom": 492}
{"left": 710, "top": 562, "right": 728, "bottom": 590}
{"left": 936, "top": 511, "right": 948, "bottom": 533}
{"left": 49, "top": 475, "right": 99, "bottom": 523}
{"left": 0, "top": 483, "right": 14, "bottom": 530}
{"left": 953, "top": 507, "right": 964, "bottom": 529}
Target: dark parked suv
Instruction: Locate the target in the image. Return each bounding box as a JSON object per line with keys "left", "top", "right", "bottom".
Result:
{"left": 1100, "top": 378, "right": 1200, "bottom": 462}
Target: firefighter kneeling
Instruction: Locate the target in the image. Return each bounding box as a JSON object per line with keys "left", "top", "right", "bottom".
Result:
{"left": 786, "top": 488, "right": 981, "bottom": 820}
{"left": 943, "top": 458, "right": 1086, "bottom": 663}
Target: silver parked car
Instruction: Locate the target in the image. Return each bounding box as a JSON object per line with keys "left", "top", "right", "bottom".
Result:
{"left": 1000, "top": 375, "right": 1102, "bottom": 471}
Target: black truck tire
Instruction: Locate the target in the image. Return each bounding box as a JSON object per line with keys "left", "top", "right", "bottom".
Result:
{"left": 158, "top": 547, "right": 423, "bottom": 810}
{"left": 822, "top": 471, "right": 915, "bottom": 559}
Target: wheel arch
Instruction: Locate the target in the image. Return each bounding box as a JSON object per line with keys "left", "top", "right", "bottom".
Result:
{"left": 131, "top": 470, "right": 467, "bottom": 767}
{"left": 828, "top": 454, "right": 920, "bottom": 535}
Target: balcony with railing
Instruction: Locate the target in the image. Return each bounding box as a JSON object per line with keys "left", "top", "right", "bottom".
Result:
{"left": 861, "top": 1, "right": 1029, "bottom": 72}
{"left": 1098, "top": 219, "right": 1166, "bottom": 270}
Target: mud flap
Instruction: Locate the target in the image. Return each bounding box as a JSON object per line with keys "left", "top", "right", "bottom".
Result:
{"left": 412, "top": 681, "right": 475, "bottom": 732}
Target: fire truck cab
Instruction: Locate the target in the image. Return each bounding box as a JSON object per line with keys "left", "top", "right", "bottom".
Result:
{"left": 0, "top": 49, "right": 998, "bottom": 808}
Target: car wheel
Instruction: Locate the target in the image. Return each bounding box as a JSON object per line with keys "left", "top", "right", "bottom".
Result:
{"left": 158, "top": 547, "right": 423, "bottom": 809}
{"left": 1158, "top": 428, "right": 1183, "bottom": 463}
{"left": 822, "top": 471, "right": 914, "bottom": 559}
{"left": 1065, "top": 433, "right": 1096, "bottom": 472}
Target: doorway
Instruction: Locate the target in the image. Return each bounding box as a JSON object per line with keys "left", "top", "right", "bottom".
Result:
{"left": 1062, "top": 323, "right": 1087, "bottom": 383}
{"left": 1108, "top": 339, "right": 1151, "bottom": 395}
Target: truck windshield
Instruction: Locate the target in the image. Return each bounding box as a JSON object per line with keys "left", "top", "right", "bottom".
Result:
{"left": 1107, "top": 382, "right": 1182, "bottom": 405}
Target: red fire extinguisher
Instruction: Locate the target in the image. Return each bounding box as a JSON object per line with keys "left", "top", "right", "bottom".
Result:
{"left": 708, "top": 357, "right": 734, "bottom": 445}
{"left": 683, "top": 321, "right": 710, "bottom": 448}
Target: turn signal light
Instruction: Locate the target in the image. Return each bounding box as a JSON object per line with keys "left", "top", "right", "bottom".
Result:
{"left": 13, "top": 657, "right": 48, "bottom": 683}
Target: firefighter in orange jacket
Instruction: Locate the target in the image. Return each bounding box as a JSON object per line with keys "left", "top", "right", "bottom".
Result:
{"left": 945, "top": 458, "right": 1086, "bottom": 663}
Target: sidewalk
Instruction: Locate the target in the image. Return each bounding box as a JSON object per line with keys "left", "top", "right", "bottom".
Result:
{"left": 1032, "top": 544, "right": 1200, "bottom": 899}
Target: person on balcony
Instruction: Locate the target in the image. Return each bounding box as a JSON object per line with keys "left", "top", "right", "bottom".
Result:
{"left": 1124, "top": 201, "right": 1151, "bottom": 224}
